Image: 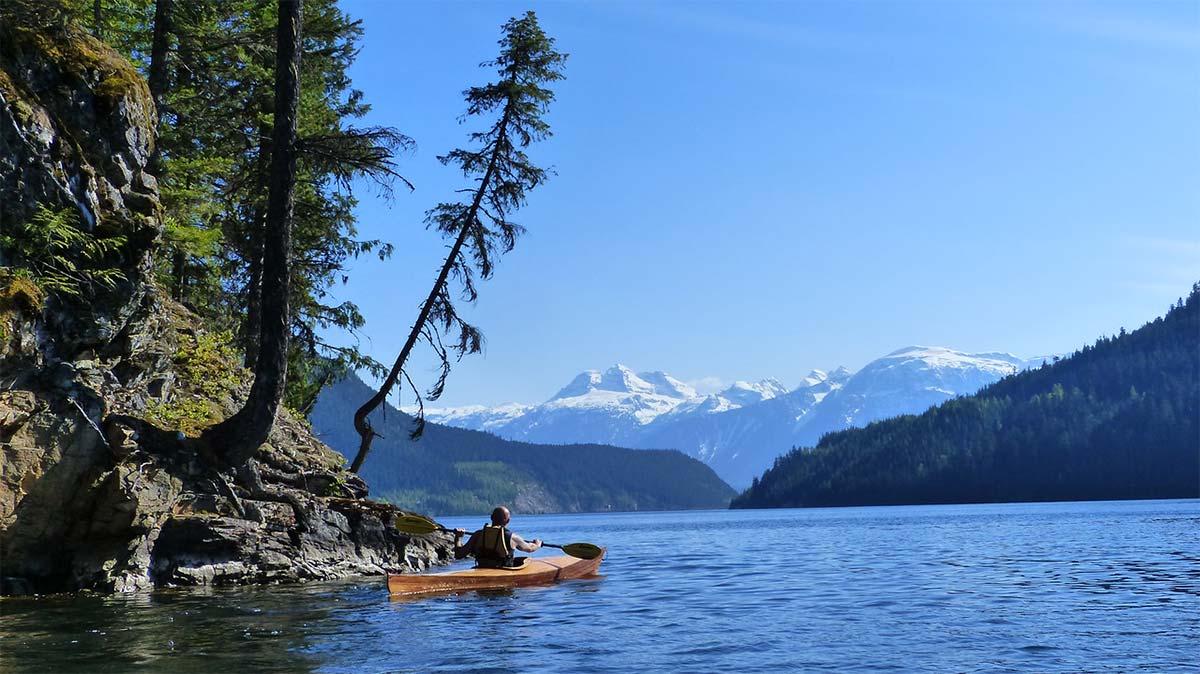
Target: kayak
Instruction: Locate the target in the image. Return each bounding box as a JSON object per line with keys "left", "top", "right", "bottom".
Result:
{"left": 387, "top": 550, "right": 605, "bottom": 597}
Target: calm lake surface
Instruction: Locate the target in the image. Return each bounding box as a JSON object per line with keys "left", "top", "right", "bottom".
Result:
{"left": 2, "top": 499, "right": 1197, "bottom": 673}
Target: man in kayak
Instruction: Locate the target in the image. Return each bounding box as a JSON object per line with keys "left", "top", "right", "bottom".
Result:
{"left": 453, "top": 506, "right": 543, "bottom": 568}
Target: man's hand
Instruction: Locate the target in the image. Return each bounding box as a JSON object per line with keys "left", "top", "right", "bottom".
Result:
{"left": 453, "top": 528, "right": 467, "bottom": 539}
{"left": 531, "top": 538, "right": 543, "bottom": 550}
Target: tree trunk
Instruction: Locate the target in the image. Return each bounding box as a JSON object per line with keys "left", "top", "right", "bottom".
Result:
{"left": 92, "top": 0, "right": 103, "bottom": 39}
{"left": 243, "top": 201, "right": 266, "bottom": 369}
{"left": 243, "top": 125, "right": 271, "bottom": 370}
{"left": 349, "top": 105, "right": 513, "bottom": 473}
{"left": 204, "top": 0, "right": 303, "bottom": 466}
{"left": 146, "top": 0, "right": 172, "bottom": 174}
{"left": 171, "top": 250, "right": 186, "bottom": 301}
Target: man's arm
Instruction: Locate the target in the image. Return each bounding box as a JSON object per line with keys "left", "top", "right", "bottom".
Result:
{"left": 510, "top": 532, "right": 542, "bottom": 553}
{"left": 453, "top": 528, "right": 476, "bottom": 559}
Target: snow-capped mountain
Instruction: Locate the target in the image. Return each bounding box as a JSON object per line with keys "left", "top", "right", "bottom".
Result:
{"left": 802, "top": 346, "right": 1045, "bottom": 432}
{"left": 423, "top": 347, "right": 1051, "bottom": 489}
{"left": 503, "top": 364, "right": 699, "bottom": 445}
{"left": 550, "top": 364, "right": 697, "bottom": 401}
{"left": 658, "top": 378, "right": 789, "bottom": 418}
{"left": 691, "top": 347, "right": 1047, "bottom": 489}
{"left": 633, "top": 368, "right": 852, "bottom": 487}
{"left": 423, "top": 364, "right": 779, "bottom": 444}
{"left": 420, "top": 402, "right": 531, "bottom": 433}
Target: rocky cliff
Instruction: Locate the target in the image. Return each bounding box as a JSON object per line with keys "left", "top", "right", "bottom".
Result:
{"left": 0, "top": 4, "right": 450, "bottom": 594}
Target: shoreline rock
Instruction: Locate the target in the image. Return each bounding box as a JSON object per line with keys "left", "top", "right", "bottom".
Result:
{"left": 0, "top": 288, "right": 456, "bottom": 595}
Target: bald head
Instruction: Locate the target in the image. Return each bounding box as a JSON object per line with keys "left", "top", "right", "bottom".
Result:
{"left": 490, "top": 506, "right": 511, "bottom": 525}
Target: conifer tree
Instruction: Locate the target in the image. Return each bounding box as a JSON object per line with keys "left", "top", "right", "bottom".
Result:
{"left": 202, "top": 0, "right": 302, "bottom": 464}
{"left": 350, "top": 12, "right": 566, "bottom": 473}
{"left": 63, "top": 0, "right": 408, "bottom": 414}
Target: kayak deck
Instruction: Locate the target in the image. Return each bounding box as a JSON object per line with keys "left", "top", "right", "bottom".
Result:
{"left": 387, "top": 550, "right": 605, "bottom": 596}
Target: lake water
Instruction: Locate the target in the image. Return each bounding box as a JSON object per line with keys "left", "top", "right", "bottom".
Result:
{"left": 2, "top": 500, "right": 1197, "bottom": 672}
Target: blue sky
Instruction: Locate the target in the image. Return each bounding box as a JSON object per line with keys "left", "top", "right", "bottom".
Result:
{"left": 328, "top": 0, "right": 1199, "bottom": 408}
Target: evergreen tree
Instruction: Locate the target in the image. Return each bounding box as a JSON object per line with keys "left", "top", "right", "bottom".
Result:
{"left": 350, "top": 12, "right": 567, "bottom": 473}
{"left": 61, "top": 0, "right": 408, "bottom": 412}
{"left": 201, "top": 0, "right": 302, "bottom": 464}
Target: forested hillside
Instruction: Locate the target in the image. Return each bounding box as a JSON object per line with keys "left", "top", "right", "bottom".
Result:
{"left": 312, "top": 376, "right": 736, "bottom": 515}
{"left": 733, "top": 285, "right": 1199, "bottom": 509}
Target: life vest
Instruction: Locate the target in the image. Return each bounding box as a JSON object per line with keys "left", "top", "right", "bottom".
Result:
{"left": 475, "top": 523, "right": 513, "bottom": 568}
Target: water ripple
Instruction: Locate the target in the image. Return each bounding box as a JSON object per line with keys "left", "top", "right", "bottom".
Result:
{"left": 1, "top": 500, "right": 1198, "bottom": 672}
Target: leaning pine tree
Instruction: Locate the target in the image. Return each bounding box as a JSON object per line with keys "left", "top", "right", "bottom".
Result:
{"left": 350, "top": 12, "right": 566, "bottom": 473}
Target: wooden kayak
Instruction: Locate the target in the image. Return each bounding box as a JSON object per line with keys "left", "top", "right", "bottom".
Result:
{"left": 387, "top": 550, "right": 605, "bottom": 596}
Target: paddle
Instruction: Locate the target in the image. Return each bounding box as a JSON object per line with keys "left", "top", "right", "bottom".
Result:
{"left": 394, "top": 513, "right": 603, "bottom": 560}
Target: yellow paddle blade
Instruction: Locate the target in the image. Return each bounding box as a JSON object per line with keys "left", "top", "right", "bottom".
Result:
{"left": 394, "top": 513, "right": 443, "bottom": 535}
{"left": 559, "top": 542, "right": 603, "bottom": 560}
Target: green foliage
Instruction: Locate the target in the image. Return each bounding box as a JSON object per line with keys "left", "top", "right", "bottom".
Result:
{"left": 313, "top": 376, "right": 736, "bottom": 516}
{"left": 421, "top": 10, "right": 566, "bottom": 375}
{"left": 145, "top": 330, "right": 243, "bottom": 437}
{"left": 0, "top": 0, "right": 151, "bottom": 109}
{"left": 155, "top": 153, "right": 229, "bottom": 304}
{"left": 324, "top": 471, "right": 347, "bottom": 497}
{"left": 733, "top": 284, "right": 1200, "bottom": 509}
{"left": 58, "top": 0, "right": 406, "bottom": 411}
{"left": 0, "top": 207, "right": 126, "bottom": 299}
{"left": 357, "top": 12, "right": 566, "bottom": 457}
{"left": 451, "top": 461, "right": 524, "bottom": 502}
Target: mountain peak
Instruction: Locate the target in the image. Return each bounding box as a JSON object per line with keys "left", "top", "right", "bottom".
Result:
{"left": 801, "top": 369, "right": 828, "bottom": 387}
{"left": 550, "top": 364, "right": 696, "bottom": 400}
{"left": 416, "top": 342, "right": 1057, "bottom": 489}
{"left": 638, "top": 370, "right": 698, "bottom": 399}
{"left": 800, "top": 367, "right": 851, "bottom": 390}
{"left": 597, "top": 364, "right": 649, "bottom": 395}
{"left": 877, "top": 346, "right": 1028, "bottom": 372}
{"left": 885, "top": 345, "right": 939, "bottom": 358}
{"left": 716, "top": 378, "right": 788, "bottom": 407}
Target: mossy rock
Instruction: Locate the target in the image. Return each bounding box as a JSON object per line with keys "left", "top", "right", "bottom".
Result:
{"left": 0, "top": 1, "right": 151, "bottom": 113}
{"left": 0, "top": 271, "right": 45, "bottom": 317}
{"left": 0, "top": 270, "right": 44, "bottom": 347}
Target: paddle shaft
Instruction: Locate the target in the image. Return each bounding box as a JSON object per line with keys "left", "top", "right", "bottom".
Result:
{"left": 447, "top": 527, "right": 566, "bottom": 550}
{"left": 394, "top": 514, "right": 600, "bottom": 559}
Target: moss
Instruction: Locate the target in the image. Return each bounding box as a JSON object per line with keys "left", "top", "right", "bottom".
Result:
{"left": 0, "top": 270, "right": 45, "bottom": 343}
{"left": 145, "top": 331, "right": 244, "bottom": 438}
{"left": 0, "top": 2, "right": 152, "bottom": 115}
{"left": 0, "top": 270, "right": 45, "bottom": 315}
{"left": 0, "top": 271, "right": 44, "bottom": 346}
{"left": 0, "top": 68, "right": 32, "bottom": 122}
{"left": 34, "top": 26, "right": 147, "bottom": 110}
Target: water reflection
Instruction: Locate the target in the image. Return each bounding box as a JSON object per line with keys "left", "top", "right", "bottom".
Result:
{"left": 0, "top": 582, "right": 359, "bottom": 673}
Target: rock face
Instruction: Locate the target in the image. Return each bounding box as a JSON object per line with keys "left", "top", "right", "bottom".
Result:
{"left": 0, "top": 5, "right": 160, "bottom": 261}
{"left": 0, "top": 5, "right": 451, "bottom": 595}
